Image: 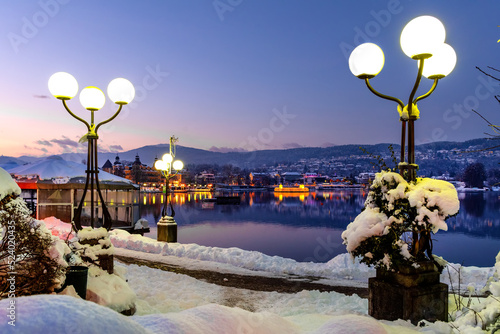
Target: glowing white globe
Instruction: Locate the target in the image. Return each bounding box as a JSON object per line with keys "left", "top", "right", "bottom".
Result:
{"left": 422, "top": 43, "right": 457, "bottom": 79}
{"left": 349, "top": 43, "right": 385, "bottom": 78}
{"left": 173, "top": 160, "right": 184, "bottom": 171}
{"left": 79, "top": 86, "right": 105, "bottom": 111}
{"left": 48, "top": 72, "right": 79, "bottom": 100}
{"left": 162, "top": 153, "right": 173, "bottom": 163}
{"left": 107, "top": 78, "right": 135, "bottom": 105}
{"left": 400, "top": 16, "right": 446, "bottom": 59}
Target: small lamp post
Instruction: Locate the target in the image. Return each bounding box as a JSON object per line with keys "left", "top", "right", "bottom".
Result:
{"left": 348, "top": 15, "right": 456, "bottom": 181}
{"left": 155, "top": 136, "right": 183, "bottom": 242}
{"left": 48, "top": 72, "right": 135, "bottom": 230}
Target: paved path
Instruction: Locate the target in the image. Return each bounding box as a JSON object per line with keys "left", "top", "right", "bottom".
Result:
{"left": 115, "top": 255, "right": 369, "bottom": 298}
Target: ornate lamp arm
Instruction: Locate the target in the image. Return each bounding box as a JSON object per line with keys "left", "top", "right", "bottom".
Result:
{"left": 364, "top": 78, "right": 407, "bottom": 171}
{"left": 413, "top": 78, "right": 439, "bottom": 104}
{"left": 364, "top": 78, "right": 404, "bottom": 110}
{"left": 407, "top": 59, "right": 425, "bottom": 115}
{"left": 95, "top": 104, "right": 123, "bottom": 134}
{"left": 62, "top": 100, "right": 91, "bottom": 133}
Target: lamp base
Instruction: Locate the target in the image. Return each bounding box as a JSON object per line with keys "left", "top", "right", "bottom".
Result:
{"left": 157, "top": 216, "right": 177, "bottom": 243}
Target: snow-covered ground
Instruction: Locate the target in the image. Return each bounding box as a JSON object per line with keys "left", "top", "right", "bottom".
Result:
{"left": 0, "top": 216, "right": 498, "bottom": 333}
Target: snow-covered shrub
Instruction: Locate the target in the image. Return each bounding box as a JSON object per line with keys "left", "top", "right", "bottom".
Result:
{"left": 449, "top": 251, "right": 500, "bottom": 332}
{"left": 0, "top": 168, "right": 69, "bottom": 296}
{"left": 342, "top": 171, "right": 459, "bottom": 272}
{"left": 71, "top": 227, "right": 114, "bottom": 274}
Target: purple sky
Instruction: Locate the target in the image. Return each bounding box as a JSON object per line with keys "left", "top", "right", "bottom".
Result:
{"left": 0, "top": 1, "right": 499, "bottom": 157}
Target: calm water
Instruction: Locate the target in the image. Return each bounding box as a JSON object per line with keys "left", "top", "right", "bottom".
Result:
{"left": 139, "top": 190, "right": 500, "bottom": 267}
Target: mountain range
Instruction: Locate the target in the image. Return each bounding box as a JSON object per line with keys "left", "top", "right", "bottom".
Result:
{"left": 0, "top": 138, "right": 497, "bottom": 170}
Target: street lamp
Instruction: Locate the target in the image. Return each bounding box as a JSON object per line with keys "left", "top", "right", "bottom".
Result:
{"left": 154, "top": 136, "right": 183, "bottom": 242}
{"left": 48, "top": 72, "right": 135, "bottom": 230}
{"left": 349, "top": 15, "right": 456, "bottom": 181}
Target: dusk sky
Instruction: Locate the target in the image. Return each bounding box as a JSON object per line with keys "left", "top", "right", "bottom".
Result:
{"left": 0, "top": 1, "right": 499, "bottom": 158}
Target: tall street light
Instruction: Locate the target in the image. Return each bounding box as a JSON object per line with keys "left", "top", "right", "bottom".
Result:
{"left": 48, "top": 72, "right": 135, "bottom": 230}
{"left": 155, "top": 136, "right": 183, "bottom": 242}
{"left": 348, "top": 16, "right": 456, "bottom": 181}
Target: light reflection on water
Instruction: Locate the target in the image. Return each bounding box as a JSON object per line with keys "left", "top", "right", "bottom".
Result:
{"left": 140, "top": 190, "right": 500, "bottom": 267}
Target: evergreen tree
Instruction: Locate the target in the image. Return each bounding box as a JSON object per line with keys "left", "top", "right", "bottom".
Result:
{"left": 462, "top": 162, "right": 487, "bottom": 188}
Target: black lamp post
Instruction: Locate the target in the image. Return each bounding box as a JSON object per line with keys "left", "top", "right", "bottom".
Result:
{"left": 48, "top": 72, "right": 135, "bottom": 230}
{"left": 348, "top": 16, "right": 456, "bottom": 181}
{"left": 154, "top": 136, "right": 183, "bottom": 242}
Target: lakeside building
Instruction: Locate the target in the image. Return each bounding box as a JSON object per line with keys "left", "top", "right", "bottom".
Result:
{"left": 8, "top": 156, "right": 144, "bottom": 233}
{"left": 103, "top": 154, "right": 167, "bottom": 191}
{"left": 249, "top": 172, "right": 275, "bottom": 186}
{"left": 195, "top": 171, "right": 215, "bottom": 186}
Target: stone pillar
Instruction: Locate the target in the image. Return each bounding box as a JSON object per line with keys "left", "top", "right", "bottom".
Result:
{"left": 157, "top": 216, "right": 177, "bottom": 242}
{"left": 369, "top": 262, "right": 447, "bottom": 324}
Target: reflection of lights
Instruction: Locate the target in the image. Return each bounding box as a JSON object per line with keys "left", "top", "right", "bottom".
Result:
{"left": 143, "top": 196, "right": 146, "bottom": 205}
{"left": 153, "top": 196, "right": 155, "bottom": 205}
{"left": 188, "top": 194, "right": 191, "bottom": 202}
{"left": 300, "top": 195, "right": 305, "bottom": 201}
{"left": 279, "top": 194, "right": 283, "bottom": 201}
{"left": 161, "top": 195, "right": 164, "bottom": 204}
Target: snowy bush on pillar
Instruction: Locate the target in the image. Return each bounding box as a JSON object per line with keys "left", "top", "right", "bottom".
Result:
{"left": 0, "top": 168, "right": 70, "bottom": 296}
{"left": 342, "top": 171, "right": 459, "bottom": 272}
{"left": 70, "top": 227, "right": 114, "bottom": 274}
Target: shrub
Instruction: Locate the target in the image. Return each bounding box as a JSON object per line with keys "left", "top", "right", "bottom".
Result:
{"left": 342, "top": 171, "right": 459, "bottom": 272}
{"left": 0, "top": 168, "right": 69, "bottom": 297}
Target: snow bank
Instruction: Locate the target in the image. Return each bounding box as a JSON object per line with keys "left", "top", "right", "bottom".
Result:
{"left": 0, "top": 262, "right": 427, "bottom": 334}
{"left": 0, "top": 293, "right": 408, "bottom": 334}
{"left": 110, "top": 229, "right": 165, "bottom": 254}
{"left": 86, "top": 266, "right": 137, "bottom": 313}
{"left": 0, "top": 295, "right": 149, "bottom": 334}
{"left": 43, "top": 216, "right": 75, "bottom": 241}
{"left": 122, "top": 262, "right": 367, "bottom": 317}
{"left": 135, "top": 303, "right": 301, "bottom": 334}
{"left": 109, "top": 228, "right": 497, "bottom": 292}
{"left": 109, "top": 229, "right": 373, "bottom": 283}
{"left": 311, "top": 314, "right": 387, "bottom": 334}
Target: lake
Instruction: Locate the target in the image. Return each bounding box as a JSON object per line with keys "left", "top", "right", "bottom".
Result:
{"left": 139, "top": 189, "right": 500, "bottom": 267}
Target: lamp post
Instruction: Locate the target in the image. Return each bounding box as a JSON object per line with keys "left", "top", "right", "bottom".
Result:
{"left": 348, "top": 16, "right": 456, "bottom": 181}
{"left": 155, "top": 136, "right": 183, "bottom": 242}
{"left": 48, "top": 72, "right": 135, "bottom": 230}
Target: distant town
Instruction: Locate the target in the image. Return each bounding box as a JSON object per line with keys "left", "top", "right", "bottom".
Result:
{"left": 91, "top": 138, "right": 500, "bottom": 192}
